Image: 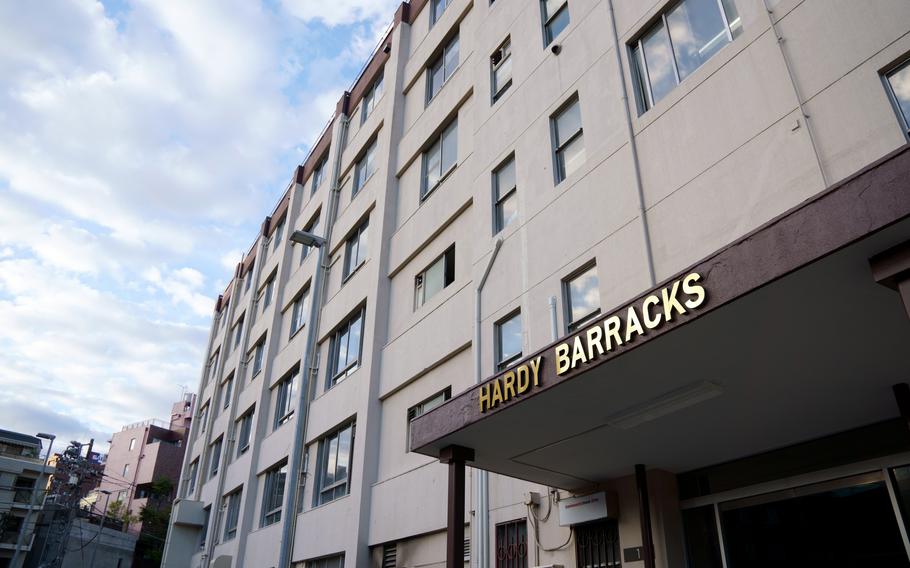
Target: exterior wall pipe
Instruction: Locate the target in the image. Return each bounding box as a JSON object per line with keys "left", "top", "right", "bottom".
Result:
{"left": 607, "top": 0, "right": 656, "bottom": 288}
{"left": 474, "top": 237, "right": 502, "bottom": 568}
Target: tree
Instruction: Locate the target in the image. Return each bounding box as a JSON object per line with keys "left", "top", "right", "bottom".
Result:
{"left": 134, "top": 477, "right": 176, "bottom": 567}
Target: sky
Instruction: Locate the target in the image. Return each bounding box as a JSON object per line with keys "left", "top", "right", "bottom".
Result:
{"left": 0, "top": 0, "right": 400, "bottom": 454}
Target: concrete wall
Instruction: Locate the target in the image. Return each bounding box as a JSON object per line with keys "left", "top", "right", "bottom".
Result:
{"left": 164, "top": 0, "right": 910, "bottom": 566}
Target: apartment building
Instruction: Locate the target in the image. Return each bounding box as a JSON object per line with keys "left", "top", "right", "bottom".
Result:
{"left": 0, "top": 429, "right": 54, "bottom": 568}
{"left": 101, "top": 395, "right": 195, "bottom": 534}
{"left": 163, "top": 0, "right": 910, "bottom": 567}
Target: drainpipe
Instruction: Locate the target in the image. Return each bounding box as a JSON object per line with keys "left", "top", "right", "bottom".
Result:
{"left": 279, "top": 111, "right": 351, "bottom": 568}
{"left": 607, "top": 0, "right": 656, "bottom": 288}
{"left": 474, "top": 238, "right": 502, "bottom": 568}
{"left": 760, "top": 0, "right": 829, "bottom": 187}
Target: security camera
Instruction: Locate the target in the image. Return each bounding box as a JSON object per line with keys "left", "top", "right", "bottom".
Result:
{"left": 551, "top": 44, "right": 562, "bottom": 55}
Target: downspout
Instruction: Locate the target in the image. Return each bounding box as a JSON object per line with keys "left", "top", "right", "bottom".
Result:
{"left": 474, "top": 238, "right": 502, "bottom": 568}
{"left": 760, "top": 0, "right": 829, "bottom": 187}
{"left": 607, "top": 0, "right": 656, "bottom": 288}
{"left": 280, "top": 110, "right": 351, "bottom": 568}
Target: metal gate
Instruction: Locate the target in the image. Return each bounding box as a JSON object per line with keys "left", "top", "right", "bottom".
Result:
{"left": 575, "top": 520, "right": 621, "bottom": 568}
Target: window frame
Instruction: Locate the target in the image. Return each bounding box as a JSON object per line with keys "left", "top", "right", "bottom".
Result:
{"left": 361, "top": 71, "right": 385, "bottom": 125}
{"left": 311, "top": 154, "right": 328, "bottom": 195}
{"left": 301, "top": 212, "right": 322, "bottom": 264}
{"left": 222, "top": 375, "right": 234, "bottom": 411}
{"left": 495, "top": 309, "right": 523, "bottom": 372}
{"left": 353, "top": 138, "right": 377, "bottom": 196}
{"left": 272, "top": 218, "right": 285, "bottom": 252}
{"left": 629, "top": 0, "right": 741, "bottom": 114}
{"left": 884, "top": 58, "right": 910, "bottom": 140}
{"left": 261, "top": 273, "right": 275, "bottom": 310}
{"left": 290, "top": 286, "right": 311, "bottom": 338}
{"left": 327, "top": 307, "right": 366, "bottom": 387}
{"left": 222, "top": 489, "right": 242, "bottom": 541}
{"left": 491, "top": 37, "right": 513, "bottom": 103}
{"left": 426, "top": 33, "right": 460, "bottom": 104}
{"left": 563, "top": 262, "right": 601, "bottom": 332}
{"left": 541, "top": 0, "right": 570, "bottom": 47}
{"left": 244, "top": 262, "right": 255, "bottom": 292}
{"left": 186, "top": 459, "right": 199, "bottom": 496}
{"left": 492, "top": 154, "right": 518, "bottom": 234}
{"left": 314, "top": 422, "right": 356, "bottom": 507}
{"left": 550, "top": 96, "right": 584, "bottom": 184}
{"left": 236, "top": 407, "right": 254, "bottom": 456}
{"left": 342, "top": 219, "right": 369, "bottom": 281}
{"left": 414, "top": 245, "right": 456, "bottom": 310}
{"left": 421, "top": 119, "right": 459, "bottom": 200}
{"left": 495, "top": 518, "right": 529, "bottom": 568}
{"left": 260, "top": 461, "right": 288, "bottom": 527}
{"left": 273, "top": 368, "right": 299, "bottom": 430}
{"left": 233, "top": 315, "right": 244, "bottom": 350}
{"left": 407, "top": 387, "right": 451, "bottom": 451}
{"left": 431, "top": 0, "right": 453, "bottom": 25}
{"left": 250, "top": 337, "right": 266, "bottom": 377}
{"left": 209, "top": 436, "right": 223, "bottom": 478}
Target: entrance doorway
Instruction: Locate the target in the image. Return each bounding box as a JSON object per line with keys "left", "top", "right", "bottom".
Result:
{"left": 721, "top": 472, "right": 908, "bottom": 567}
{"left": 574, "top": 520, "right": 621, "bottom": 568}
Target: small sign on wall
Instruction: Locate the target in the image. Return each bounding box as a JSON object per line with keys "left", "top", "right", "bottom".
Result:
{"left": 558, "top": 491, "right": 617, "bottom": 526}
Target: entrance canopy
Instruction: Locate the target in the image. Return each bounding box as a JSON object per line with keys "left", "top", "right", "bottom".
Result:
{"left": 410, "top": 145, "right": 910, "bottom": 491}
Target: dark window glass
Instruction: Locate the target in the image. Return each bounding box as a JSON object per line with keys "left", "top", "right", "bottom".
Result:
{"left": 315, "top": 423, "right": 355, "bottom": 506}
{"left": 329, "top": 309, "right": 364, "bottom": 386}
{"left": 493, "top": 157, "right": 518, "bottom": 232}
{"left": 542, "top": 0, "right": 570, "bottom": 46}
{"left": 681, "top": 506, "right": 723, "bottom": 568}
{"left": 495, "top": 311, "right": 522, "bottom": 371}
{"left": 261, "top": 462, "right": 287, "bottom": 527}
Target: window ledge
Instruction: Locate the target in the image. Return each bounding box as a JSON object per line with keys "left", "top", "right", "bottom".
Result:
{"left": 421, "top": 163, "right": 458, "bottom": 203}
{"left": 342, "top": 259, "right": 367, "bottom": 285}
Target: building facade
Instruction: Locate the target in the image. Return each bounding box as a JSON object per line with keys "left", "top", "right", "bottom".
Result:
{"left": 163, "top": 0, "right": 910, "bottom": 567}
{"left": 0, "top": 430, "right": 54, "bottom": 568}
{"left": 102, "top": 394, "right": 195, "bottom": 534}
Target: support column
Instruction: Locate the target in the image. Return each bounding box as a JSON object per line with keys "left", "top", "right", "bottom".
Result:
{"left": 635, "top": 464, "right": 656, "bottom": 568}
{"left": 441, "top": 445, "right": 475, "bottom": 567}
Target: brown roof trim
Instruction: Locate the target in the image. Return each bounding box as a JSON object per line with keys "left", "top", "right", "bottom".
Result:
{"left": 267, "top": 193, "right": 291, "bottom": 237}
{"left": 300, "top": 117, "right": 336, "bottom": 186}
{"left": 407, "top": 0, "right": 429, "bottom": 23}
{"left": 410, "top": 143, "right": 910, "bottom": 454}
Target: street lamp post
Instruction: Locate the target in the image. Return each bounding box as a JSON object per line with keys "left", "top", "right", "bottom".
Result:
{"left": 88, "top": 490, "right": 113, "bottom": 567}
{"left": 12, "top": 432, "right": 55, "bottom": 568}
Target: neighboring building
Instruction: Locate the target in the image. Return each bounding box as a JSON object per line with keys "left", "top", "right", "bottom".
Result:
{"left": 0, "top": 429, "right": 54, "bottom": 568}
{"left": 164, "top": 1, "right": 910, "bottom": 567}
{"left": 102, "top": 395, "right": 195, "bottom": 534}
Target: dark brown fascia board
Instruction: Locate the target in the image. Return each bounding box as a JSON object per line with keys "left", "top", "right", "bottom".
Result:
{"left": 407, "top": 0, "right": 429, "bottom": 24}
{"left": 410, "top": 142, "right": 910, "bottom": 454}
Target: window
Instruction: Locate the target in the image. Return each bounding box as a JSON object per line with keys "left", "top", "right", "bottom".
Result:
{"left": 361, "top": 71, "right": 384, "bottom": 124}
{"left": 261, "top": 274, "right": 275, "bottom": 309}
{"left": 885, "top": 59, "right": 910, "bottom": 138}
{"left": 122, "top": 463, "right": 130, "bottom": 477}
{"left": 415, "top": 246, "right": 455, "bottom": 309}
{"left": 427, "top": 34, "right": 460, "bottom": 102}
{"left": 222, "top": 489, "right": 242, "bottom": 541}
{"left": 250, "top": 338, "right": 265, "bottom": 377}
{"left": 205, "top": 352, "right": 219, "bottom": 385}
{"left": 328, "top": 308, "right": 364, "bottom": 386}
{"left": 209, "top": 437, "right": 223, "bottom": 478}
{"left": 233, "top": 316, "right": 244, "bottom": 350}
{"left": 407, "top": 387, "right": 451, "bottom": 451}
{"left": 222, "top": 376, "right": 234, "bottom": 410}
{"left": 129, "top": 438, "right": 136, "bottom": 451}
{"left": 245, "top": 263, "right": 255, "bottom": 292}
{"left": 185, "top": 459, "right": 199, "bottom": 496}
{"left": 551, "top": 97, "right": 585, "bottom": 183}
{"left": 312, "top": 155, "right": 328, "bottom": 194}
{"left": 290, "top": 288, "right": 310, "bottom": 338}
{"left": 491, "top": 38, "right": 513, "bottom": 102}
{"left": 261, "top": 461, "right": 287, "bottom": 527}
{"left": 422, "top": 120, "right": 458, "bottom": 199}
{"left": 272, "top": 219, "right": 285, "bottom": 252}
{"left": 496, "top": 519, "right": 529, "bottom": 568}
{"left": 495, "top": 311, "right": 522, "bottom": 371}
{"left": 353, "top": 139, "right": 377, "bottom": 195}
{"left": 343, "top": 220, "right": 369, "bottom": 279}
{"left": 301, "top": 213, "right": 321, "bottom": 263}
{"left": 237, "top": 408, "right": 254, "bottom": 456}
{"left": 493, "top": 156, "right": 518, "bottom": 233}
{"left": 198, "top": 403, "right": 210, "bottom": 436}
{"left": 274, "top": 368, "right": 299, "bottom": 429}
{"left": 315, "top": 423, "right": 355, "bottom": 506}
{"left": 541, "top": 0, "right": 570, "bottom": 46}
{"left": 199, "top": 506, "right": 210, "bottom": 549}
{"left": 564, "top": 263, "right": 600, "bottom": 331}
{"left": 308, "top": 554, "right": 345, "bottom": 568}
{"left": 630, "top": 0, "right": 741, "bottom": 113}
{"left": 431, "top": 0, "right": 452, "bottom": 25}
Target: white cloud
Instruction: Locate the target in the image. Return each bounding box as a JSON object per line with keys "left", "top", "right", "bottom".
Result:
{"left": 281, "top": 0, "right": 400, "bottom": 27}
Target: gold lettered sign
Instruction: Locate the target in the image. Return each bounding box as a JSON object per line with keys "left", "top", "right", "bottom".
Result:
{"left": 479, "top": 356, "right": 542, "bottom": 413}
